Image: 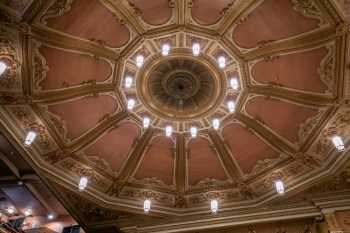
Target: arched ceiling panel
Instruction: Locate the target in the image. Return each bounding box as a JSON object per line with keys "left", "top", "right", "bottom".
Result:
{"left": 187, "top": 137, "right": 228, "bottom": 185}
{"left": 47, "top": 95, "right": 117, "bottom": 140}
{"left": 128, "top": 0, "right": 172, "bottom": 25}
{"left": 46, "top": 0, "right": 130, "bottom": 47}
{"left": 191, "top": 0, "right": 234, "bottom": 25}
{"left": 84, "top": 122, "right": 140, "bottom": 172}
{"left": 134, "top": 136, "right": 174, "bottom": 186}
{"left": 222, "top": 123, "right": 279, "bottom": 174}
{"left": 233, "top": 0, "right": 320, "bottom": 49}
{"left": 245, "top": 96, "right": 320, "bottom": 144}
{"left": 251, "top": 47, "right": 330, "bottom": 93}
{"left": 36, "top": 46, "right": 111, "bottom": 90}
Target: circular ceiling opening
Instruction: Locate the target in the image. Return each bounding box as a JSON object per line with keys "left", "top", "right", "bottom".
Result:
{"left": 137, "top": 55, "right": 226, "bottom": 121}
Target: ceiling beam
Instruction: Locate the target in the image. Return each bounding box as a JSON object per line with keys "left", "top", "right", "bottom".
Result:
{"left": 32, "top": 83, "right": 115, "bottom": 104}
{"left": 31, "top": 25, "right": 119, "bottom": 60}
{"left": 112, "top": 129, "right": 154, "bottom": 195}
{"left": 175, "top": 133, "right": 186, "bottom": 194}
{"left": 67, "top": 111, "right": 129, "bottom": 153}
{"left": 249, "top": 86, "right": 336, "bottom": 107}
{"left": 218, "top": 0, "right": 258, "bottom": 36}
{"left": 235, "top": 112, "right": 297, "bottom": 155}
{"left": 208, "top": 129, "right": 244, "bottom": 181}
{"left": 242, "top": 26, "right": 341, "bottom": 61}
{"left": 101, "top": 0, "right": 146, "bottom": 35}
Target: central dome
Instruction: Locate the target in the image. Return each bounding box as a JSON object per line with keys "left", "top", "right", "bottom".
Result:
{"left": 137, "top": 55, "right": 226, "bottom": 121}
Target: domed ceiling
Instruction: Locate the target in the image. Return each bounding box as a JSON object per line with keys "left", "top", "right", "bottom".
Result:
{"left": 1, "top": 0, "right": 350, "bottom": 232}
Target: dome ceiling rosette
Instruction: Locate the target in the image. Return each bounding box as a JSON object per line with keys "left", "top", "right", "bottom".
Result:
{"left": 0, "top": 0, "right": 350, "bottom": 231}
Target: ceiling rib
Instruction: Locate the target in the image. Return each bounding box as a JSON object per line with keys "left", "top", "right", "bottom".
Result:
{"left": 242, "top": 26, "right": 340, "bottom": 61}
{"left": 208, "top": 129, "right": 244, "bottom": 182}
{"left": 101, "top": 0, "right": 146, "bottom": 35}
{"left": 235, "top": 112, "right": 297, "bottom": 155}
{"left": 31, "top": 25, "right": 119, "bottom": 60}
{"left": 66, "top": 111, "right": 129, "bottom": 153}
{"left": 175, "top": 133, "right": 186, "bottom": 194}
{"left": 114, "top": 129, "right": 154, "bottom": 195}
{"left": 249, "top": 86, "right": 336, "bottom": 107}
{"left": 32, "top": 84, "right": 115, "bottom": 104}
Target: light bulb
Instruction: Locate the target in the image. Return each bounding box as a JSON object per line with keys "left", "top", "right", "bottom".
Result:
{"left": 212, "top": 119, "right": 220, "bottom": 130}
{"left": 332, "top": 135, "right": 345, "bottom": 152}
{"left": 218, "top": 56, "right": 226, "bottom": 69}
{"left": 0, "top": 61, "right": 7, "bottom": 77}
{"left": 24, "top": 131, "right": 37, "bottom": 146}
{"left": 227, "top": 101, "right": 236, "bottom": 113}
{"left": 165, "top": 126, "right": 173, "bottom": 137}
{"left": 143, "top": 199, "right": 151, "bottom": 213}
{"left": 124, "top": 76, "right": 133, "bottom": 88}
{"left": 230, "top": 77, "right": 239, "bottom": 90}
{"left": 47, "top": 213, "right": 55, "bottom": 220}
{"left": 275, "top": 180, "right": 285, "bottom": 194}
{"left": 143, "top": 117, "right": 150, "bottom": 129}
{"left": 24, "top": 209, "right": 32, "bottom": 217}
{"left": 136, "top": 54, "right": 144, "bottom": 68}
{"left": 192, "top": 43, "right": 200, "bottom": 56}
{"left": 210, "top": 199, "right": 218, "bottom": 214}
{"left": 161, "top": 43, "right": 170, "bottom": 56}
{"left": 78, "top": 177, "right": 88, "bottom": 191}
{"left": 127, "top": 98, "right": 136, "bottom": 110}
{"left": 190, "top": 127, "right": 197, "bottom": 138}
{"left": 7, "top": 207, "right": 15, "bottom": 214}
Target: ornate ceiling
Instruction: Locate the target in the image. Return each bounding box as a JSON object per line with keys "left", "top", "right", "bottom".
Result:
{"left": 1, "top": 0, "right": 350, "bottom": 232}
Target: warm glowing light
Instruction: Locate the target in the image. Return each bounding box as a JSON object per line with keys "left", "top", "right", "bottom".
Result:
{"left": 136, "top": 54, "right": 144, "bottom": 68}
{"left": 143, "top": 199, "right": 151, "bottom": 213}
{"left": 0, "top": 61, "right": 7, "bottom": 77}
{"left": 47, "top": 213, "right": 55, "bottom": 220}
{"left": 332, "top": 136, "right": 345, "bottom": 152}
{"left": 190, "top": 127, "right": 197, "bottom": 138}
{"left": 230, "top": 77, "right": 239, "bottom": 90}
{"left": 218, "top": 56, "right": 226, "bottom": 69}
{"left": 78, "top": 177, "right": 88, "bottom": 191}
{"left": 24, "top": 209, "right": 32, "bottom": 217}
{"left": 24, "top": 131, "right": 37, "bottom": 146}
{"left": 127, "top": 98, "right": 136, "bottom": 110}
{"left": 124, "top": 76, "right": 133, "bottom": 88}
{"left": 143, "top": 117, "right": 151, "bottom": 129}
{"left": 212, "top": 119, "right": 220, "bottom": 130}
{"left": 210, "top": 199, "right": 218, "bottom": 214}
{"left": 161, "top": 43, "right": 171, "bottom": 56}
{"left": 7, "top": 207, "right": 15, "bottom": 214}
{"left": 165, "top": 126, "right": 173, "bottom": 137}
{"left": 227, "top": 100, "right": 236, "bottom": 113}
{"left": 275, "top": 180, "right": 285, "bottom": 194}
{"left": 192, "top": 43, "right": 200, "bottom": 56}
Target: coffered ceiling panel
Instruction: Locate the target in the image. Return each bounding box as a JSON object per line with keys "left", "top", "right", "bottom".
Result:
{"left": 128, "top": 0, "right": 173, "bottom": 25}
{"left": 187, "top": 137, "right": 228, "bottom": 186}
{"left": 245, "top": 96, "right": 321, "bottom": 144}
{"left": 191, "top": 0, "right": 234, "bottom": 25}
{"left": 233, "top": 0, "right": 323, "bottom": 49}
{"left": 250, "top": 46, "right": 333, "bottom": 93}
{"left": 84, "top": 122, "right": 140, "bottom": 173}
{"left": 222, "top": 123, "right": 280, "bottom": 175}
{"left": 35, "top": 46, "right": 112, "bottom": 90}
{"left": 47, "top": 95, "right": 118, "bottom": 139}
{"left": 46, "top": 0, "right": 130, "bottom": 47}
{"left": 133, "top": 136, "right": 175, "bottom": 186}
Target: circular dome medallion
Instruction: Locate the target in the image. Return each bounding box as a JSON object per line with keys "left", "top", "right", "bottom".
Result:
{"left": 137, "top": 53, "right": 226, "bottom": 121}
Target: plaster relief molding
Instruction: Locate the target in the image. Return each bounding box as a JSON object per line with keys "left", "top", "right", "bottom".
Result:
{"left": 120, "top": 186, "right": 174, "bottom": 206}
{"left": 318, "top": 44, "right": 336, "bottom": 94}
{"left": 0, "top": 26, "right": 21, "bottom": 91}
{"left": 58, "top": 157, "right": 112, "bottom": 192}
{"left": 290, "top": 0, "right": 327, "bottom": 26}
{"left": 4, "top": 105, "right": 57, "bottom": 153}
{"left": 298, "top": 110, "right": 325, "bottom": 146}
{"left": 129, "top": 177, "right": 175, "bottom": 190}
{"left": 40, "top": 0, "right": 74, "bottom": 25}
